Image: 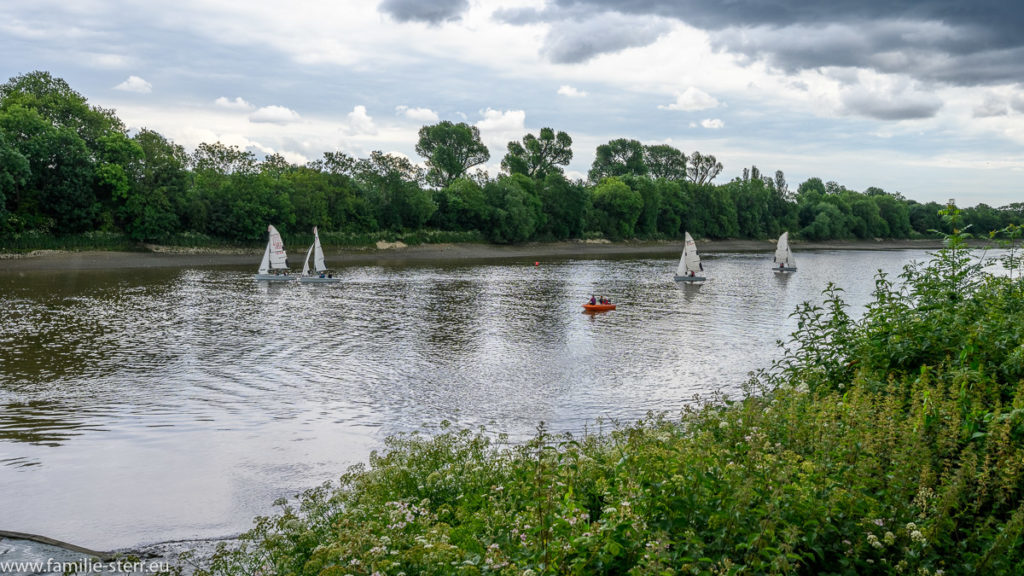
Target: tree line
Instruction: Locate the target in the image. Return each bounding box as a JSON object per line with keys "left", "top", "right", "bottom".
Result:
{"left": 2, "top": 71, "right": 1022, "bottom": 247}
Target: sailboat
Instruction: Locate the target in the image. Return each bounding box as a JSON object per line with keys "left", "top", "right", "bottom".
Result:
{"left": 299, "top": 226, "right": 342, "bottom": 284}
{"left": 674, "top": 231, "right": 706, "bottom": 282}
{"left": 254, "top": 224, "right": 294, "bottom": 281}
{"left": 772, "top": 231, "right": 797, "bottom": 273}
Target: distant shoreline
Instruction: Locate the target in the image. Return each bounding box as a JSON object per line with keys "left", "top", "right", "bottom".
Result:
{"left": 0, "top": 238, "right": 962, "bottom": 272}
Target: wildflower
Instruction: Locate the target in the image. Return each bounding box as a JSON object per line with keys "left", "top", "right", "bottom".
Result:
{"left": 884, "top": 531, "right": 896, "bottom": 545}
{"left": 867, "top": 534, "right": 883, "bottom": 549}
{"left": 719, "top": 420, "right": 729, "bottom": 429}
{"left": 872, "top": 519, "right": 885, "bottom": 527}
{"left": 910, "top": 530, "right": 926, "bottom": 544}
{"left": 905, "top": 522, "right": 917, "bottom": 532}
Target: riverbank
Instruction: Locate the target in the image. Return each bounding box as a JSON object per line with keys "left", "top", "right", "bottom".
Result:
{"left": 0, "top": 238, "right": 956, "bottom": 272}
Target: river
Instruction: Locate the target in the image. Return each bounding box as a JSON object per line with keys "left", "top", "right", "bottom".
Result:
{"left": 0, "top": 248, "right": 965, "bottom": 550}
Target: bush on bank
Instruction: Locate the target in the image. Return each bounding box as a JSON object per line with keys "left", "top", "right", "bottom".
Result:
{"left": 193, "top": 216, "right": 1024, "bottom": 576}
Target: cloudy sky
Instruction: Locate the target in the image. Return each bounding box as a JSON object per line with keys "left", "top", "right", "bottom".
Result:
{"left": 3, "top": 0, "right": 1023, "bottom": 206}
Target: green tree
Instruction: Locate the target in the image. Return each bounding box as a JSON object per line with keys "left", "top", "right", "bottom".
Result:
{"left": 654, "top": 179, "right": 689, "bottom": 237}
{"left": 501, "top": 127, "right": 573, "bottom": 179}
{"left": 0, "top": 130, "right": 30, "bottom": 232}
{"left": 483, "top": 174, "right": 542, "bottom": 243}
{"left": 356, "top": 151, "right": 434, "bottom": 231}
{"left": 622, "top": 175, "right": 661, "bottom": 237}
{"left": 848, "top": 193, "right": 886, "bottom": 239}
{"left": 588, "top": 138, "right": 647, "bottom": 183}
{"left": 309, "top": 151, "right": 358, "bottom": 176}
{"left": 643, "top": 144, "right": 687, "bottom": 181}
{"left": 872, "top": 193, "right": 911, "bottom": 238}
{"left": 591, "top": 177, "right": 643, "bottom": 238}
{"left": 536, "top": 173, "right": 588, "bottom": 240}
{"left": 94, "top": 131, "right": 144, "bottom": 229}
{"left": 0, "top": 70, "right": 124, "bottom": 151}
{"left": 415, "top": 121, "right": 490, "bottom": 189}
{"left": 120, "top": 128, "right": 186, "bottom": 241}
{"left": 0, "top": 104, "right": 96, "bottom": 232}
{"left": 431, "top": 177, "right": 489, "bottom": 232}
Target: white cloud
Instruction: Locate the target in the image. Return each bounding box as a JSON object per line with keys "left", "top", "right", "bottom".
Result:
{"left": 250, "top": 105, "right": 301, "bottom": 124}
{"left": 346, "top": 105, "right": 377, "bottom": 134}
{"left": 659, "top": 87, "right": 720, "bottom": 111}
{"left": 557, "top": 85, "right": 587, "bottom": 98}
{"left": 215, "top": 96, "right": 253, "bottom": 110}
{"left": 114, "top": 75, "right": 152, "bottom": 94}
{"left": 701, "top": 118, "right": 725, "bottom": 129}
{"left": 475, "top": 108, "right": 526, "bottom": 151}
{"left": 396, "top": 105, "right": 439, "bottom": 122}
{"left": 475, "top": 108, "right": 525, "bottom": 132}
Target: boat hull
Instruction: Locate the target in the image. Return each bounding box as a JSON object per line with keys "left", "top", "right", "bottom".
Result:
{"left": 674, "top": 275, "right": 706, "bottom": 282}
{"left": 299, "top": 276, "right": 343, "bottom": 284}
{"left": 583, "top": 304, "right": 616, "bottom": 312}
{"left": 254, "top": 274, "right": 295, "bottom": 282}
{"left": 773, "top": 267, "right": 798, "bottom": 273}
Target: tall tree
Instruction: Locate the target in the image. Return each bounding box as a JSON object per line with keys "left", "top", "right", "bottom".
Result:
{"left": 415, "top": 121, "right": 490, "bottom": 189}
{"left": 501, "top": 127, "right": 573, "bottom": 179}
{"left": 643, "top": 144, "right": 687, "bottom": 181}
{"left": 0, "top": 70, "right": 124, "bottom": 151}
{"left": 686, "top": 151, "right": 723, "bottom": 185}
{"left": 309, "top": 151, "right": 357, "bottom": 176}
{"left": 588, "top": 138, "right": 647, "bottom": 182}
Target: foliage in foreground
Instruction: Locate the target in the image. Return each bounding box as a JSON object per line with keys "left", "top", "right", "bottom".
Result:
{"left": 195, "top": 220, "right": 1024, "bottom": 575}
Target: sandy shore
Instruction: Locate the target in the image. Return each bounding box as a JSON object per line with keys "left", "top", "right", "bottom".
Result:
{"left": 0, "top": 238, "right": 955, "bottom": 272}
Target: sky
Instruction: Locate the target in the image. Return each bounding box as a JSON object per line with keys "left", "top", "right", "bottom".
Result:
{"left": 2, "top": 0, "right": 1023, "bottom": 207}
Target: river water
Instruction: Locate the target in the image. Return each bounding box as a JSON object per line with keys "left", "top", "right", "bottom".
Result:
{"left": 0, "top": 248, "right": 960, "bottom": 549}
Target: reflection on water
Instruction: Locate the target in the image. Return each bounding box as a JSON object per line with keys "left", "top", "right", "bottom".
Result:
{"left": 0, "top": 249, "right": 960, "bottom": 548}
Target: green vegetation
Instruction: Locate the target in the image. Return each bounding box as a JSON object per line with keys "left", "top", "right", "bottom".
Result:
{"left": 3, "top": 72, "right": 1023, "bottom": 253}
{"left": 187, "top": 209, "right": 1024, "bottom": 575}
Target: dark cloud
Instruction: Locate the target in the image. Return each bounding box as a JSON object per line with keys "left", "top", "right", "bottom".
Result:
{"left": 494, "top": 7, "right": 671, "bottom": 64}
{"left": 511, "top": 0, "right": 1024, "bottom": 86}
{"left": 378, "top": 0, "right": 469, "bottom": 25}
{"left": 840, "top": 86, "right": 943, "bottom": 120}
{"left": 541, "top": 16, "right": 672, "bottom": 63}
{"left": 1010, "top": 91, "right": 1024, "bottom": 114}
{"left": 973, "top": 96, "right": 1008, "bottom": 118}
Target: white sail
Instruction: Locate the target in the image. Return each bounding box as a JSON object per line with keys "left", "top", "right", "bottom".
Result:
{"left": 301, "top": 243, "right": 314, "bottom": 276}
{"left": 258, "top": 241, "right": 271, "bottom": 275}
{"left": 774, "top": 231, "right": 795, "bottom": 269}
{"left": 678, "top": 231, "right": 702, "bottom": 275}
{"left": 267, "top": 225, "right": 288, "bottom": 269}
{"left": 312, "top": 226, "right": 326, "bottom": 272}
